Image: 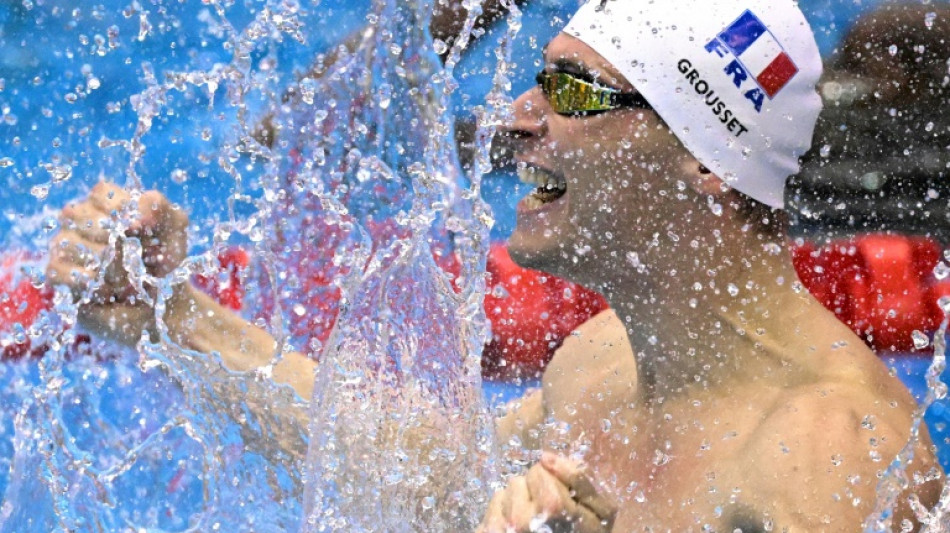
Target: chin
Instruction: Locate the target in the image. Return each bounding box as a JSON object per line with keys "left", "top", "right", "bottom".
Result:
{"left": 506, "top": 231, "right": 561, "bottom": 274}
{"left": 507, "top": 231, "right": 600, "bottom": 289}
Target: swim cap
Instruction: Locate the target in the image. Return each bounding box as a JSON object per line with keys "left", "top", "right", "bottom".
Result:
{"left": 564, "top": 0, "right": 822, "bottom": 208}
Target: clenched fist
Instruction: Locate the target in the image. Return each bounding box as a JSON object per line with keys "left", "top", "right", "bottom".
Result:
{"left": 47, "top": 181, "right": 189, "bottom": 345}
{"left": 478, "top": 452, "right": 617, "bottom": 533}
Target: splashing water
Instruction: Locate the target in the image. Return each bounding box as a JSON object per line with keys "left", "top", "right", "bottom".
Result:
{"left": 291, "top": 0, "right": 511, "bottom": 528}
{"left": 0, "top": 0, "right": 516, "bottom": 530}
{"left": 1, "top": 3, "right": 319, "bottom": 530}
{"left": 865, "top": 297, "right": 950, "bottom": 532}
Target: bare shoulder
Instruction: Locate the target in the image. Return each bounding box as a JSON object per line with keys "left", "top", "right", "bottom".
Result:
{"left": 542, "top": 309, "right": 638, "bottom": 417}
{"left": 740, "top": 372, "right": 941, "bottom": 529}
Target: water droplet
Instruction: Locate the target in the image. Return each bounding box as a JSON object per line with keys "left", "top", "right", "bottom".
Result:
{"left": 652, "top": 449, "right": 670, "bottom": 466}
{"left": 293, "top": 304, "right": 306, "bottom": 317}
{"left": 432, "top": 39, "right": 448, "bottom": 55}
{"left": 926, "top": 121, "right": 935, "bottom": 132}
{"left": 43, "top": 163, "right": 72, "bottom": 183}
{"left": 298, "top": 77, "right": 316, "bottom": 105}
{"left": 170, "top": 168, "right": 188, "bottom": 184}
{"left": 935, "top": 382, "right": 948, "bottom": 401}
{"left": 43, "top": 216, "right": 58, "bottom": 233}
{"left": 727, "top": 284, "right": 739, "bottom": 297}
{"left": 861, "top": 171, "right": 886, "bottom": 191}
{"left": 888, "top": 44, "right": 899, "bottom": 56}
{"left": 107, "top": 24, "right": 120, "bottom": 48}
{"left": 30, "top": 183, "right": 50, "bottom": 200}
{"left": 912, "top": 330, "right": 930, "bottom": 350}
{"left": 0, "top": 157, "right": 13, "bottom": 167}
{"left": 938, "top": 296, "right": 950, "bottom": 315}
{"left": 248, "top": 225, "right": 263, "bottom": 243}
{"left": 378, "top": 83, "right": 393, "bottom": 110}
{"left": 819, "top": 144, "right": 831, "bottom": 158}
{"left": 934, "top": 262, "right": 950, "bottom": 280}
{"left": 926, "top": 12, "right": 937, "bottom": 29}
{"left": 11, "top": 323, "right": 27, "bottom": 345}
{"left": 626, "top": 251, "right": 646, "bottom": 273}
{"left": 490, "top": 284, "right": 509, "bottom": 299}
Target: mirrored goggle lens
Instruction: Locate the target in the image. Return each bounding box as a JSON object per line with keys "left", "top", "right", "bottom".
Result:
{"left": 535, "top": 71, "right": 621, "bottom": 115}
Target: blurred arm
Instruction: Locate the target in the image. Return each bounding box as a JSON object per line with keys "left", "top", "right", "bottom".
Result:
{"left": 165, "top": 284, "right": 317, "bottom": 400}
{"left": 48, "top": 183, "right": 316, "bottom": 402}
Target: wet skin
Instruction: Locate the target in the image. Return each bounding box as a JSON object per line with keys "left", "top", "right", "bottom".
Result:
{"left": 481, "top": 33, "right": 942, "bottom": 532}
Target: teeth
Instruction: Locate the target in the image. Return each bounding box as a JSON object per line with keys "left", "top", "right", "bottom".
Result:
{"left": 518, "top": 165, "right": 568, "bottom": 207}
{"left": 517, "top": 166, "right": 566, "bottom": 190}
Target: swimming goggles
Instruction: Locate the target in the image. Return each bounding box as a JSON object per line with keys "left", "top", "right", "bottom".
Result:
{"left": 535, "top": 71, "right": 654, "bottom": 116}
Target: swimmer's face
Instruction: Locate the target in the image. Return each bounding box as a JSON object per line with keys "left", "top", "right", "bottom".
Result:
{"left": 505, "top": 33, "right": 692, "bottom": 288}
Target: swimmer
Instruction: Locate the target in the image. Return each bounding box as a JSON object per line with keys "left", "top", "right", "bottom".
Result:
{"left": 480, "top": 0, "right": 941, "bottom": 531}
{"left": 46, "top": 0, "right": 943, "bottom": 531}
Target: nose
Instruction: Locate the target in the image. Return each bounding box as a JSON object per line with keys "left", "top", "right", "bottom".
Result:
{"left": 502, "top": 87, "right": 548, "bottom": 142}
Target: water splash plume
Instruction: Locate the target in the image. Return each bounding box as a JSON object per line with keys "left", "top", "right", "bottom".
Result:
{"left": 288, "top": 0, "right": 507, "bottom": 529}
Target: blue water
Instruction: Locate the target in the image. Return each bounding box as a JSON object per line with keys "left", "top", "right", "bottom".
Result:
{"left": 0, "top": 343, "right": 309, "bottom": 531}
{"left": 0, "top": 346, "right": 524, "bottom": 530}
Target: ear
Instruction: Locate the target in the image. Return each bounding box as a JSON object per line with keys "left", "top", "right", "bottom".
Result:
{"left": 680, "top": 158, "right": 731, "bottom": 198}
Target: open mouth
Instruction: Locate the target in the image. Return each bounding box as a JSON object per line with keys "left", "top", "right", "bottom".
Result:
{"left": 517, "top": 164, "right": 567, "bottom": 209}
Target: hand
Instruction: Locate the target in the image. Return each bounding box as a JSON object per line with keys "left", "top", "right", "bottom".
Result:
{"left": 478, "top": 452, "right": 617, "bottom": 533}
{"left": 47, "top": 182, "right": 189, "bottom": 345}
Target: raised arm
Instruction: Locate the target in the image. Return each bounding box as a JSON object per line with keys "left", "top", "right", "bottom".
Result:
{"left": 48, "top": 182, "right": 316, "bottom": 401}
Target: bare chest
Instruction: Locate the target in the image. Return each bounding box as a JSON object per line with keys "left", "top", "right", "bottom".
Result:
{"left": 543, "top": 393, "right": 781, "bottom": 532}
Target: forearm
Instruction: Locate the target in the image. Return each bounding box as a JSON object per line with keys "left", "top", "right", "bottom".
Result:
{"left": 164, "top": 283, "right": 317, "bottom": 401}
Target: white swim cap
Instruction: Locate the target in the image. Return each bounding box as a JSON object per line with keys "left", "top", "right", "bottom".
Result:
{"left": 564, "top": 0, "right": 823, "bottom": 208}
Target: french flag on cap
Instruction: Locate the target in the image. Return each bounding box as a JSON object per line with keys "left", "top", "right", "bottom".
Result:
{"left": 718, "top": 10, "right": 799, "bottom": 98}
